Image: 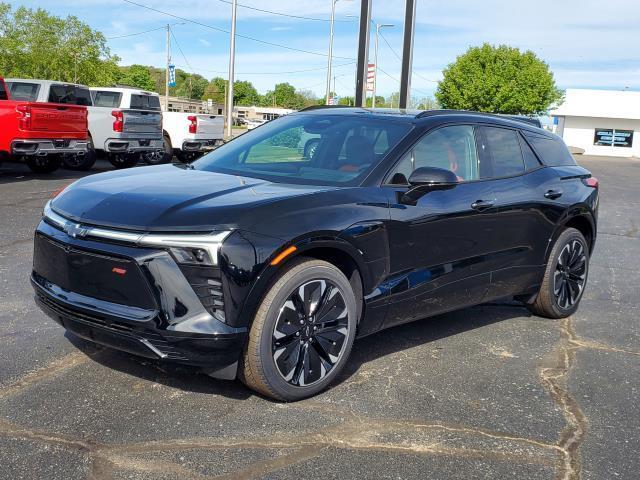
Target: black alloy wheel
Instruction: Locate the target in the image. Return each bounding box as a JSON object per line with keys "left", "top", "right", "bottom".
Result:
{"left": 25, "top": 154, "right": 62, "bottom": 174}
{"left": 142, "top": 135, "right": 173, "bottom": 165}
{"left": 527, "top": 227, "right": 589, "bottom": 319}
{"left": 553, "top": 240, "right": 587, "bottom": 310}
{"left": 108, "top": 152, "right": 139, "bottom": 169}
{"left": 240, "top": 258, "right": 357, "bottom": 401}
{"left": 272, "top": 279, "right": 350, "bottom": 387}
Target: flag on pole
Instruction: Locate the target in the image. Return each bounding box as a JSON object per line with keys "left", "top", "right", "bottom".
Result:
{"left": 366, "top": 63, "right": 375, "bottom": 92}
{"left": 168, "top": 64, "right": 176, "bottom": 87}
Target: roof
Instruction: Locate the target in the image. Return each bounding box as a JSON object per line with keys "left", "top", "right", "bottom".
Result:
{"left": 4, "top": 78, "right": 88, "bottom": 88}
{"left": 551, "top": 88, "right": 640, "bottom": 121}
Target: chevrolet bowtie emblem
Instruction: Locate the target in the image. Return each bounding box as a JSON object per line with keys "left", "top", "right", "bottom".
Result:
{"left": 63, "top": 221, "right": 89, "bottom": 239}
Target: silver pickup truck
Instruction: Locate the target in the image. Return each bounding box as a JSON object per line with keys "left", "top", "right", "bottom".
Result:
{"left": 4, "top": 80, "right": 163, "bottom": 170}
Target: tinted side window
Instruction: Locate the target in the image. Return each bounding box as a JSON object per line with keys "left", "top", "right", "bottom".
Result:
{"left": 519, "top": 134, "right": 542, "bottom": 170}
{"left": 6, "top": 82, "right": 40, "bottom": 101}
{"left": 0, "top": 80, "right": 7, "bottom": 100}
{"left": 387, "top": 125, "right": 479, "bottom": 184}
{"left": 483, "top": 126, "right": 525, "bottom": 177}
{"left": 48, "top": 84, "right": 92, "bottom": 106}
{"left": 92, "top": 91, "right": 122, "bottom": 108}
{"left": 131, "top": 94, "right": 161, "bottom": 111}
{"left": 524, "top": 132, "right": 576, "bottom": 166}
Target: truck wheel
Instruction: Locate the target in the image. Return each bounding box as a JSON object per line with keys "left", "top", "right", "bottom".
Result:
{"left": 25, "top": 155, "right": 62, "bottom": 174}
{"left": 142, "top": 135, "right": 173, "bottom": 165}
{"left": 63, "top": 138, "right": 97, "bottom": 171}
{"left": 239, "top": 258, "right": 357, "bottom": 401}
{"left": 176, "top": 150, "right": 202, "bottom": 163}
{"left": 108, "top": 153, "right": 139, "bottom": 169}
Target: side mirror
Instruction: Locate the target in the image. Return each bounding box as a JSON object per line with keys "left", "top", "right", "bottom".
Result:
{"left": 401, "top": 167, "right": 458, "bottom": 204}
{"left": 408, "top": 166, "right": 458, "bottom": 186}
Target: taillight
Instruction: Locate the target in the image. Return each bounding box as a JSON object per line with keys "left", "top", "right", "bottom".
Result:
{"left": 583, "top": 177, "right": 599, "bottom": 188}
{"left": 111, "top": 110, "right": 123, "bottom": 132}
{"left": 16, "top": 105, "right": 32, "bottom": 130}
{"left": 188, "top": 115, "right": 197, "bottom": 134}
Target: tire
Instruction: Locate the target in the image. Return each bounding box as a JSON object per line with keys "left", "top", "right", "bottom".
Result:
{"left": 25, "top": 155, "right": 62, "bottom": 174}
{"left": 527, "top": 228, "right": 589, "bottom": 319}
{"left": 303, "top": 138, "right": 320, "bottom": 160}
{"left": 240, "top": 258, "right": 357, "bottom": 401}
{"left": 63, "top": 137, "right": 96, "bottom": 171}
{"left": 176, "top": 150, "right": 202, "bottom": 163}
{"left": 142, "top": 135, "right": 173, "bottom": 165}
{"left": 108, "top": 153, "right": 139, "bottom": 169}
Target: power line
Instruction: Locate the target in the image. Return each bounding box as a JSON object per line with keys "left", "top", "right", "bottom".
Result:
{"left": 122, "top": 0, "right": 355, "bottom": 60}
{"left": 377, "top": 66, "right": 432, "bottom": 98}
{"left": 214, "top": 0, "right": 354, "bottom": 23}
{"left": 170, "top": 28, "right": 194, "bottom": 72}
{"left": 106, "top": 25, "right": 166, "bottom": 39}
{"left": 378, "top": 31, "right": 439, "bottom": 85}
{"left": 173, "top": 61, "right": 356, "bottom": 76}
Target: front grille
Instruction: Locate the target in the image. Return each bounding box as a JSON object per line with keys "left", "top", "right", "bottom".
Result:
{"left": 178, "top": 264, "right": 225, "bottom": 321}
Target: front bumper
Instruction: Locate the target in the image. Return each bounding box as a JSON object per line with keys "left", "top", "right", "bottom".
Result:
{"left": 31, "top": 220, "right": 247, "bottom": 378}
{"left": 105, "top": 138, "right": 164, "bottom": 153}
{"left": 11, "top": 139, "right": 89, "bottom": 156}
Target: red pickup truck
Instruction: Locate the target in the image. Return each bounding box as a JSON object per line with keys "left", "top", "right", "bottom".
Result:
{"left": 0, "top": 77, "right": 89, "bottom": 173}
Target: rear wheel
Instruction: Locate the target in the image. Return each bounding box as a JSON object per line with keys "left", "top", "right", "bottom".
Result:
{"left": 63, "top": 138, "right": 96, "bottom": 171}
{"left": 527, "top": 227, "right": 589, "bottom": 319}
{"left": 108, "top": 152, "right": 139, "bottom": 169}
{"left": 240, "top": 258, "right": 357, "bottom": 401}
{"left": 142, "top": 135, "right": 173, "bottom": 165}
{"left": 25, "top": 155, "right": 62, "bottom": 174}
{"left": 176, "top": 150, "right": 202, "bottom": 163}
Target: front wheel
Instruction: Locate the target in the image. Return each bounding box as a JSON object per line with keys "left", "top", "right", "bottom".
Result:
{"left": 25, "top": 155, "right": 62, "bottom": 174}
{"left": 240, "top": 258, "right": 357, "bottom": 401}
{"left": 527, "top": 227, "right": 589, "bottom": 319}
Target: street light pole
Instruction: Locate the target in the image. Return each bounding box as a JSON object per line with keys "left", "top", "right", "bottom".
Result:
{"left": 325, "top": 0, "right": 338, "bottom": 105}
{"left": 165, "top": 24, "right": 170, "bottom": 111}
{"left": 372, "top": 23, "right": 393, "bottom": 109}
{"left": 226, "top": 0, "right": 237, "bottom": 138}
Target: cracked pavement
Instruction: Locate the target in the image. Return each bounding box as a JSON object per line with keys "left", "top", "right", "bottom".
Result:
{"left": 1, "top": 156, "right": 638, "bottom": 479}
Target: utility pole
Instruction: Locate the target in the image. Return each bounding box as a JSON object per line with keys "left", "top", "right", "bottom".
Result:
{"left": 226, "top": 0, "right": 237, "bottom": 138}
{"left": 399, "top": 0, "right": 416, "bottom": 109}
{"left": 165, "top": 24, "right": 170, "bottom": 111}
{"left": 355, "top": 0, "right": 372, "bottom": 107}
{"left": 372, "top": 23, "right": 393, "bottom": 109}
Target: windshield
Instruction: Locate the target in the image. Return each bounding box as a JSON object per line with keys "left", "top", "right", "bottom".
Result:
{"left": 194, "top": 114, "right": 412, "bottom": 186}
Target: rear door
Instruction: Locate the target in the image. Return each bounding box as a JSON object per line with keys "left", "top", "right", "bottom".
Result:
{"left": 479, "top": 125, "right": 557, "bottom": 299}
{"left": 383, "top": 124, "right": 499, "bottom": 328}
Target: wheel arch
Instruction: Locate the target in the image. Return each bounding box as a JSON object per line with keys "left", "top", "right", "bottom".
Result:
{"left": 547, "top": 208, "right": 596, "bottom": 261}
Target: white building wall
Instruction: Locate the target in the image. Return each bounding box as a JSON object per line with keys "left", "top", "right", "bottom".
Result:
{"left": 560, "top": 116, "right": 640, "bottom": 158}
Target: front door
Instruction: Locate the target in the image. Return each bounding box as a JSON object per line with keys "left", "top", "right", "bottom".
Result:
{"left": 382, "top": 124, "right": 499, "bottom": 328}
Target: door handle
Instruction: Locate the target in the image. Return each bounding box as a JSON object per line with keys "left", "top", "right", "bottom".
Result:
{"left": 544, "top": 189, "right": 563, "bottom": 200}
{"left": 471, "top": 199, "right": 495, "bottom": 211}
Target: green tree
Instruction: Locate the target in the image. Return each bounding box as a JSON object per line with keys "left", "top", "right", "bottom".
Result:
{"left": 234, "top": 80, "right": 260, "bottom": 106}
{"left": 0, "top": 3, "right": 120, "bottom": 85}
{"left": 203, "top": 77, "right": 226, "bottom": 103}
{"left": 118, "top": 64, "right": 156, "bottom": 91}
{"left": 436, "top": 43, "right": 562, "bottom": 115}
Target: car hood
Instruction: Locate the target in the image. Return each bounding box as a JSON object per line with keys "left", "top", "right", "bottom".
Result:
{"left": 51, "top": 164, "right": 339, "bottom": 232}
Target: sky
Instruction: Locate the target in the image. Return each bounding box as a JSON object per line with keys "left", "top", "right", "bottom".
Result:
{"left": 10, "top": 0, "right": 640, "bottom": 100}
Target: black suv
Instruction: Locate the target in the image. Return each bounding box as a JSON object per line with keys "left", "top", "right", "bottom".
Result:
{"left": 32, "top": 108, "right": 598, "bottom": 400}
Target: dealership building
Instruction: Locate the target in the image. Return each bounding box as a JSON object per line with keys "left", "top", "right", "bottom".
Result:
{"left": 551, "top": 89, "right": 640, "bottom": 158}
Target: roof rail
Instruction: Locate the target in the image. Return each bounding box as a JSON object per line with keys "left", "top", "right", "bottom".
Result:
{"left": 299, "top": 105, "right": 354, "bottom": 112}
{"left": 416, "top": 109, "right": 542, "bottom": 128}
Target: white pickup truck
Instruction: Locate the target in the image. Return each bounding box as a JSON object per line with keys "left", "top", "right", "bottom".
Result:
{"left": 4, "top": 79, "right": 163, "bottom": 170}
{"left": 144, "top": 111, "right": 224, "bottom": 164}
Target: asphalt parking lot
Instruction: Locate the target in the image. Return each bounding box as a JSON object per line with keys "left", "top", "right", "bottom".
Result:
{"left": 0, "top": 155, "right": 638, "bottom": 479}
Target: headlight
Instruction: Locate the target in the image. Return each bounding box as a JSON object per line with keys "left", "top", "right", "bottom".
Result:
{"left": 138, "top": 231, "right": 231, "bottom": 266}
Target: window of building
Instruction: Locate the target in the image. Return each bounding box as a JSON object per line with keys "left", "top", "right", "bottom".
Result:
{"left": 594, "top": 128, "right": 634, "bottom": 148}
